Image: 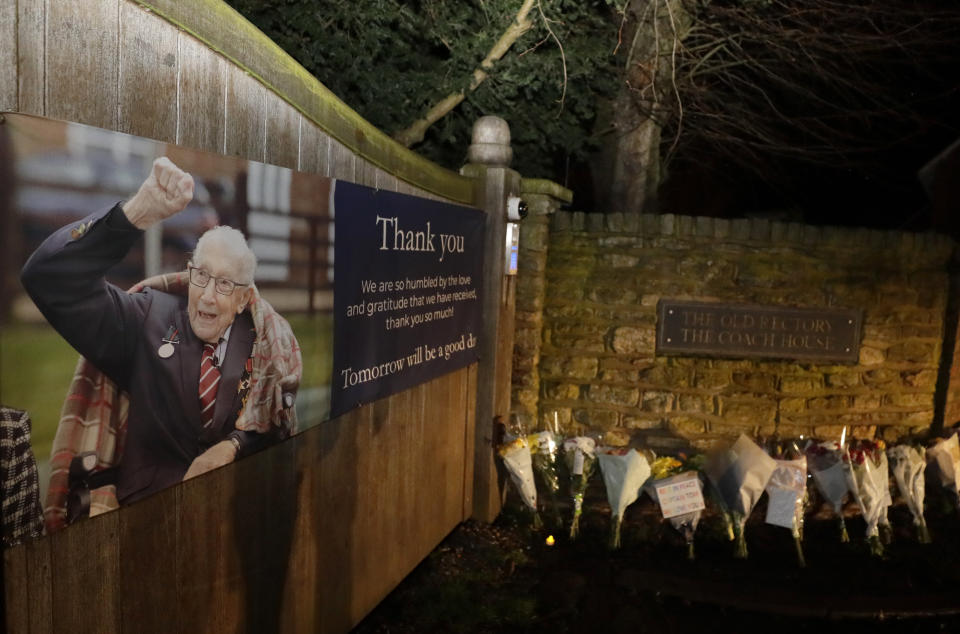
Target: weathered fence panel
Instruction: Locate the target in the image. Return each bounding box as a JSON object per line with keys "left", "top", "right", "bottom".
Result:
{"left": 118, "top": 3, "right": 179, "bottom": 141}
{"left": 46, "top": 0, "right": 119, "bottom": 130}
{"left": 178, "top": 34, "right": 227, "bottom": 153}
{"left": 226, "top": 65, "right": 267, "bottom": 161}
{"left": 1, "top": 0, "right": 499, "bottom": 632}
{"left": 15, "top": 0, "right": 44, "bottom": 116}
{"left": 0, "top": 2, "right": 16, "bottom": 111}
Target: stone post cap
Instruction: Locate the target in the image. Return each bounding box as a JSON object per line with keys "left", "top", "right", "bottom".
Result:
{"left": 467, "top": 116, "right": 513, "bottom": 167}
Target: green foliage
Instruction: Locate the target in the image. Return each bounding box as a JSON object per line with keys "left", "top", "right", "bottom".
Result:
{"left": 227, "top": 0, "right": 623, "bottom": 178}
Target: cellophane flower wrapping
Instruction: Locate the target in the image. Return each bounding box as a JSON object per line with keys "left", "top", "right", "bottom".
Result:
{"left": 704, "top": 434, "right": 777, "bottom": 558}
{"left": 765, "top": 457, "right": 808, "bottom": 567}
{"left": 597, "top": 447, "right": 651, "bottom": 549}
{"left": 646, "top": 466, "right": 703, "bottom": 560}
{"left": 805, "top": 440, "right": 850, "bottom": 542}
{"left": 926, "top": 434, "right": 960, "bottom": 511}
{"left": 563, "top": 436, "right": 597, "bottom": 539}
{"left": 528, "top": 431, "right": 562, "bottom": 527}
{"left": 704, "top": 477, "right": 736, "bottom": 542}
{"left": 887, "top": 444, "right": 930, "bottom": 543}
{"left": 844, "top": 439, "right": 890, "bottom": 556}
{"left": 498, "top": 436, "right": 539, "bottom": 526}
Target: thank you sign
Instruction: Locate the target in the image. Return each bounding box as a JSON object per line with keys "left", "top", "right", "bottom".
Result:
{"left": 331, "top": 181, "right": 484, "bottom": 417}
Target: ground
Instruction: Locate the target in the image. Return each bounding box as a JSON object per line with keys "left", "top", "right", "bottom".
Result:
{"left": 354, "top": 474, "right": 960, "bottom": 634}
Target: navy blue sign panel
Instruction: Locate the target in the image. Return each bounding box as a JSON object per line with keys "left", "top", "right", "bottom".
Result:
{"left": 331, "top": 180, "right": 485, "bottom": 417}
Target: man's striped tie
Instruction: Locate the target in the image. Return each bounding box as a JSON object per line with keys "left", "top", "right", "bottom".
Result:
{"left": 198, "top": 343, "right": 221, "bottom": 427}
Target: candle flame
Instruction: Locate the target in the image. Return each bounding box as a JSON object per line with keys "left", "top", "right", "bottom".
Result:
{"left": 545, "top": 535, "right": 555, "bottom": 546}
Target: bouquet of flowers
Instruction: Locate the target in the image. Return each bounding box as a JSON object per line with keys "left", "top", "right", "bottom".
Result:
{"left": 528, "top": 431, "right": 562, "bottom": 528}
{"left": 765, "top": 455, "right": 808, "bottom": 567}
{"left": 704, "top": 476, "right": 736, "bottom": 543}
{"left": 563, "top": 436, "right": 597, "bottom": 539}
{"left": 597, "top": 447, "right": 652, "bottom": 548}
{"left": 646, "top": 458, "right": 704, "bottom": 560}
{"left": 805, "top": 439, "right": 851, "bottom": 542}
{"left": 926, "top": 434, "right": 960, "bottom": 511}
{"left": 498, "top": 436, "right": 540, "bottom": 527}
{"left": 887, "top": 444, "right": 930, "bottom": 543}
{"left": 844, "top": 439, "right": 891, "bottom": 556}
{"left": 704, "top": 434, "right": 777, "bottom": 558}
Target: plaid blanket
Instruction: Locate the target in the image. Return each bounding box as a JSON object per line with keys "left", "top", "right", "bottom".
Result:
{"left": 44, "top": 271, "right": 302, "bottom": 533}
{"left": 1, "top": 407, "right": 44, "bottom": 546}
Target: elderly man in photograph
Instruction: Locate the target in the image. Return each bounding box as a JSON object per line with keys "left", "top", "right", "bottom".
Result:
{"left": 21, "top": 157, "right": 300, "bottom": 518}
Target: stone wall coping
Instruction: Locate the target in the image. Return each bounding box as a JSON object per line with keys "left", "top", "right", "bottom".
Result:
{"left": 521, "top": 178, "right": 574, "bottom": 204}
{"left": 552, "top": 211, "right": 956, "bottom": 258}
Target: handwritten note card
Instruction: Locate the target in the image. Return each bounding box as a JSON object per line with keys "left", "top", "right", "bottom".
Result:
{"left": 655, "top": 475, "right": 706, "bottom": 519}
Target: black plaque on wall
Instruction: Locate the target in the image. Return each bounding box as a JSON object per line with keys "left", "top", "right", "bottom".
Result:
{"left": 656, "top": 299, "right": 862, "bottom": 363}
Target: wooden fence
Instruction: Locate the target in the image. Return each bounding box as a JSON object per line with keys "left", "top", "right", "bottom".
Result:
{"left": 1, "top": 0, "right": 516, "bottom": 631}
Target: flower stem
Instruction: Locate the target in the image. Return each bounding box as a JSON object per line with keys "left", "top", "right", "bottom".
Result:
{"left": 734, "top": 533, "right": 748, "bottom": 558}
{"left": 794, "top": 535, "right": 806, "bottom": 568}
{"left": 609, "top": 517, "right": 622, "bottom": 550}
{"left": 569, "top": 493, "right": 583, "bottom": 540}
{"left": 732, "top": 514, "right": 747, "bottom": 558}
{"left": 548, "top": 490, "right": 563, "bottom": 529}
{"left": 879, "top": 522, "right": 893, "bottom": 545}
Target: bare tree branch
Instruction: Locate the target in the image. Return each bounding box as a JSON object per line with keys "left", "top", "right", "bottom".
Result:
{"left": 649, "top": 0, "right": 960, "bottom": 180}
{"left": 393, "top": 0, "right": 537, "bottom": 148}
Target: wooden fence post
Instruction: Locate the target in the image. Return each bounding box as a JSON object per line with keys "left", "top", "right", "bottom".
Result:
{"left": 463, "top": 116, "right": 519, "bottom": 522}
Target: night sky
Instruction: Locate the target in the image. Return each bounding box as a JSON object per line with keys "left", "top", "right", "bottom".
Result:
{"left": 654, "top": 13, "right": 960, "bottom": 237}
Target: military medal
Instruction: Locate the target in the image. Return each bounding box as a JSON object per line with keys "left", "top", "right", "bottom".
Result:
{"left": 158, "top": 326, "right": 180, "bottom": 358}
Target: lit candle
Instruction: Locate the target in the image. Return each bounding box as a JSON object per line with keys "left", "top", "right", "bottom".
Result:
{"left": 545, "top": 535, "right": 555, "bottom": 546}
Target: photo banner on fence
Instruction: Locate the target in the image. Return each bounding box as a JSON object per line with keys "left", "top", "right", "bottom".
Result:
{"left": 0, "top": 113, "right": 340, "bottom": 539}
{"left": 331, "top": 181, "right": 485, "bottom": 417}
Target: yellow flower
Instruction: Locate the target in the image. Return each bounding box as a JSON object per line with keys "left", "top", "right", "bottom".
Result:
{"left": 498, "top": 437, "right": 527, "bottom": 456}
{"left": 650, "top": 456, "right": 683, "bottom": 480}
{"left": 527, "top": 433, "right": 542, "bottom": 453}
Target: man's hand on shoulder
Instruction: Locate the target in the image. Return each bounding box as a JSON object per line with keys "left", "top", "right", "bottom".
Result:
{"left": 123, "top": 157, "right": 195, "bottom": 230}
{"left": 182, "top": 439, "right": 237, "bottom": 481}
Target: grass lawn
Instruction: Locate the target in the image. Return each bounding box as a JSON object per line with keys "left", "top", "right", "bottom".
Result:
{"left": 286, "top": 312, "right": 334, "bottom": 390}
{"left": 0, "top": 322, "right": 79, "bottom": 462}
{"left": 0, "top": 313, "right": 333, "bottom": 463}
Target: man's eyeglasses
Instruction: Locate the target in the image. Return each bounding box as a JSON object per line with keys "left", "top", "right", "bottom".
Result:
{"left": 188, "top": 264, "right": 248, "bottom": 296}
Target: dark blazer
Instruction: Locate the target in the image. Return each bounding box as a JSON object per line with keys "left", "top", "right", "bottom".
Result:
{"left": 21, "top": 204, "right": 255, "bottom": 504}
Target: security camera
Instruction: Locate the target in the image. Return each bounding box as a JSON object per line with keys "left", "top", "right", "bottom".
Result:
{"left": 507, "top": 195, "right": 528, "bottom": 221}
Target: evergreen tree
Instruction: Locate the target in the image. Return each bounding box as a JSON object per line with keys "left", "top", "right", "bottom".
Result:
{"left": 228, "top": 0, "right": 960, "bottom": 224}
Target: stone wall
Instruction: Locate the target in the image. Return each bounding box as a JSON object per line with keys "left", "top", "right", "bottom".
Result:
{"left": 523, "top": 212, "right": 956, "bottom": 451}
{"left": 511, "top": 180, "right": 571, "bottom": 433}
